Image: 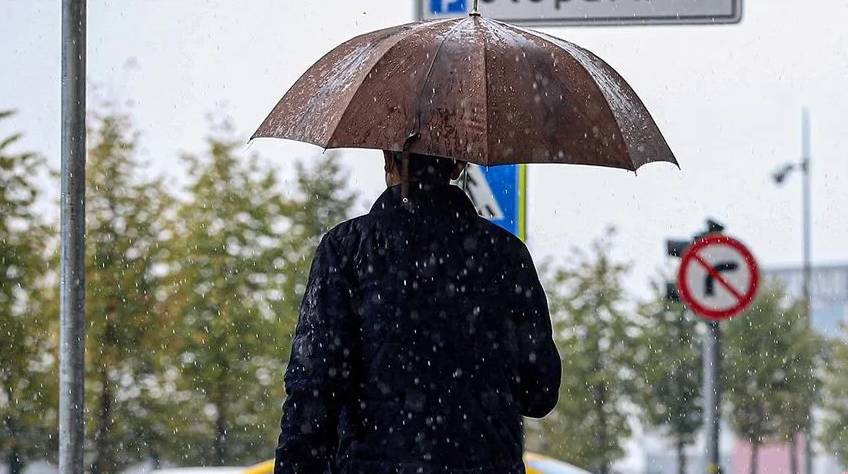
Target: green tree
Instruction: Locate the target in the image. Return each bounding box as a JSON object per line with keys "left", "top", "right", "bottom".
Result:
{"left": 773, "top": 307, "right": 820, "bottom": 474}
{"left": 821, "top": 331, "right": 848, "bottom": 467}
{"left": 83, "top": 110, "right": 174, "bottom": 473}
{"left": 278, "top": 153, "right": 357, "bottom": 324}
{"left": 532, "top": 232, "right": 638, "bottom": 474}
{"left": 724, "top": 283, "right": 819, "bottom": 474}
{"left": 164, "top": 125, "right": 287, "bottom": 465}
{"left": 634, "top": 283, "right": 703, "bottom": 474}
{"left": 165, "top": 132, "right": 356, "bottom": 465}
{"left": 0, "top": 110, "right": 57, "bottom": 474}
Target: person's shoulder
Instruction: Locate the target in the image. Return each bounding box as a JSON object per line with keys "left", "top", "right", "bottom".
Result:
{"left": 322, "top": 213, "right": 374, "bottom": 247}
{"left": 474, "top": 216, "right": 533, "bottom": 260}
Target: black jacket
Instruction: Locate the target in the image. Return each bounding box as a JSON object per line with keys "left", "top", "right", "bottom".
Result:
{"left": 275, "top": 184, "right": 561, "bottom": 474}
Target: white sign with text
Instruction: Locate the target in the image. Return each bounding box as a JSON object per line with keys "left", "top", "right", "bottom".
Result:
{"left": 419, "top": 0, "right": 742, "bottom": 26}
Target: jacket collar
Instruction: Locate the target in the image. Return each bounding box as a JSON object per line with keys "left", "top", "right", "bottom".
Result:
{"left": 369, "top": 184, "right": 479, "bottom": 219}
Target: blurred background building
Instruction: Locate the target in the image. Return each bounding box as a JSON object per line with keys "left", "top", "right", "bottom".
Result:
{"left": 765, "top": 264, "right": 848, "bottom": 339}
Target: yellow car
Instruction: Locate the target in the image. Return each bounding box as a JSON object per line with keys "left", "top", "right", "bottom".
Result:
{"left": 523, "top": 453, "right": 592, "bottom": 474}
{"left": 243, "top": 453, "right": 590, "bottom": 474}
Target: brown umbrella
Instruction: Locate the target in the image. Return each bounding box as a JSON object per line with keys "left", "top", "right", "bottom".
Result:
{"left": 253, "top": 10, "right": 677, "bottom": 172}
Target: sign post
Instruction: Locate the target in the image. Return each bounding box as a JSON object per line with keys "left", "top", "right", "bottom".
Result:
{"left": 702, "top": 320, "right": 722, "bottom": 474}
{"left": 675, "top": 232, "right": 760, "bottom": 474}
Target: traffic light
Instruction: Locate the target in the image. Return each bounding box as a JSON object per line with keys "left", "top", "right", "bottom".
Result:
{"left": 666, "top": 239, "right": 690, "bottom": 258}
{"left": 665, "top": 219, "right": 726, "bottom": 301}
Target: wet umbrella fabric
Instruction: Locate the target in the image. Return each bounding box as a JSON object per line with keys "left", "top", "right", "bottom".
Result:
{"left": 253, "top": 15, "right": 677, "bottom": 171}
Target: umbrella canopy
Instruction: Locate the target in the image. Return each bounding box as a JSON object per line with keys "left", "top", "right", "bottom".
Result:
{"left": 253, "top": 14, "right": 677, "bottom": 171}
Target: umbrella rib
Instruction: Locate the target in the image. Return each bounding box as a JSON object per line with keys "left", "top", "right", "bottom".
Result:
{"left": 252, "top": 23, "right": 417, "bottom": 144}
{"left": 487, "top": 20, "right": 541, "bottom": 166}
{"left": 549, "top": 40, "right": 637, "bottom": 171}
{"left": 410, "top": 19, "right": 470, "bottom": 137}
{"left": 480, "top": 19, "right": 491, "bottom": 166}
{"left": 565, "top": 39, "right": 678, "bottom": 170}
{"left": 526, "top": 28, "right": 677, "bottom": 170}
{"left": 493, "top": 21, "right": 636, "bottom": 170}
{"left": 324, "top": 19, "right": 457, "bottom": 149}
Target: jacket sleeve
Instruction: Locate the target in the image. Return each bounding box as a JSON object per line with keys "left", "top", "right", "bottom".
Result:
{"left": 511, "top": 243, "right": 561, "bottom": 418}
{"left": 275, "top": 233, "right": 360, "bottom": 474}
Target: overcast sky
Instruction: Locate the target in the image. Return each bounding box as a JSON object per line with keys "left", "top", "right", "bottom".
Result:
{"left": 2, "top": 0, "right": 847, "bottom": 298}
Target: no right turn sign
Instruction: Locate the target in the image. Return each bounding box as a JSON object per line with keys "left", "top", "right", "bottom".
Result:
{"left": 677, "top": 234, "right": 760, "bottom": 321}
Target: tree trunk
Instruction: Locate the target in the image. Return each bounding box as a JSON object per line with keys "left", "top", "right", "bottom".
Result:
{"left": 8, "top": 449, "right": 23, "bottom": 474}
{"left": 7, "top": 425, "right": 22, "bottom": 474}
{"left": 92, "top": 365, "right": 115, "bottom": 474}
{"left": 93, "top": 310, "right": 120, "bottom": 474}
{"left": 8, "top": 446, "right": 21, "bottom": 474}
{"left": 596, "top": 381, "right": 609, "bottom": 474}
{"left": 8, "top": 452, "right": 22, "bottom": 474}
{"left": 4, "top": 390, "right": 23, "bottom": 474}
{"left": 676, "top": 435, "right": 686, "bottom": 474}
{"left": 789, "top": 433, "right": 799, "bottom": 474}
{"left": 750, "top": 439, "right": 760, "bottom": 474}
{"left": 214, "top": 400, "right": 228, "bottom": 465}
{"left": 5, "top": 414, "right": 22, "bottom": 474}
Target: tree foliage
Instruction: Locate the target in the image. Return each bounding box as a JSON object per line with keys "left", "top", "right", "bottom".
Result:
{"left": 163, "top": 126, "right": 289, "bottom": 465}
{"left": 531, "top": 232, "right": 638, "bottom": 474}
{"left": 162, "top": 124, "right": 356, "bottom": 465}
{"left": 82, "top": 110, "right": 175, "bottom": 473}
{"left": 278, "top": 154, "right": 357, "bottom": 324}
{"left": 0, "top": 110, "right": 57, "bottom": 474}
{"left": 821, "top": 331, "right": 848, "bottom": 466}
{"left": 724, "top": 283, "right": 820, "bottom": 474}
{"left": 633, "top": 284, "right": 703, "bottom": 474}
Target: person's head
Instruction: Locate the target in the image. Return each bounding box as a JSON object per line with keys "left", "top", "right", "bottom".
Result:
{"left": 382, "top": 150, "right": 466, "bottom": 187}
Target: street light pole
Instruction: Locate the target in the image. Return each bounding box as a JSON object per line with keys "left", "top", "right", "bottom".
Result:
{"left": 774, "top": 109, "right": 815, "bottom": 474}
{"left": 801, "top": 108, "right": 812, "bottom": 332}
{"left": 801, "top": 108, "right": 814, "bottom": 474}
{"left": 59, "top": 0, "right": 86, "bottom": 472}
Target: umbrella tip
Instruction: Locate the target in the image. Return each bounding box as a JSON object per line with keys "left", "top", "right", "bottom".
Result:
{"left": 470, "top": 0, "right": 480, "bottom": 16}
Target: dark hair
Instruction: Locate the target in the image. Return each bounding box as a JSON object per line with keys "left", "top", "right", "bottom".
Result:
{"left": 390, "top": 152, "right": 457, "bottom": 183}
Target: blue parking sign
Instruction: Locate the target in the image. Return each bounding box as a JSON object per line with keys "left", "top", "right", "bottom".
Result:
{"left": 430, "top": 0, "right": 467, "bottom": 15}
{"left": 463, "top": 165, "right": 527, "bottom": 241}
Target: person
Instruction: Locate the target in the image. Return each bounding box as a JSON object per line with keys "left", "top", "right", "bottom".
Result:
{"left": 275, "top": 151, "right": 561, "bottom": 474}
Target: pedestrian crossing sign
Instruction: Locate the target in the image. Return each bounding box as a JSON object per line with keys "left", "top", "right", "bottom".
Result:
{"left": 462, "top": 164, "right": 527, "bottom": 241}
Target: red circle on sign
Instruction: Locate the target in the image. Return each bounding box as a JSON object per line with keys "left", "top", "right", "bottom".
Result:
{"left": 677, "top": 234, "right": 760, "bottom": 321}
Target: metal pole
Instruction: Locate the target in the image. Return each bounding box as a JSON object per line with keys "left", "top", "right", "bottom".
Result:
{"left": 60, "top": 0, "right": 86, "bottom": 472}
{"left": 704, "top": 320, "right": 722, "bottom": 474}
{"left": 801, "top": 108, "right": 814, "bottom": 474}
{"left": 674, "top": 307, "right": 686, "bottom": 474}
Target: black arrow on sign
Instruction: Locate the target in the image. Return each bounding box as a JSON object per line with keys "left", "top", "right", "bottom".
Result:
{"left": 704, "top": 261, "right": 739, "bottom": 297}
